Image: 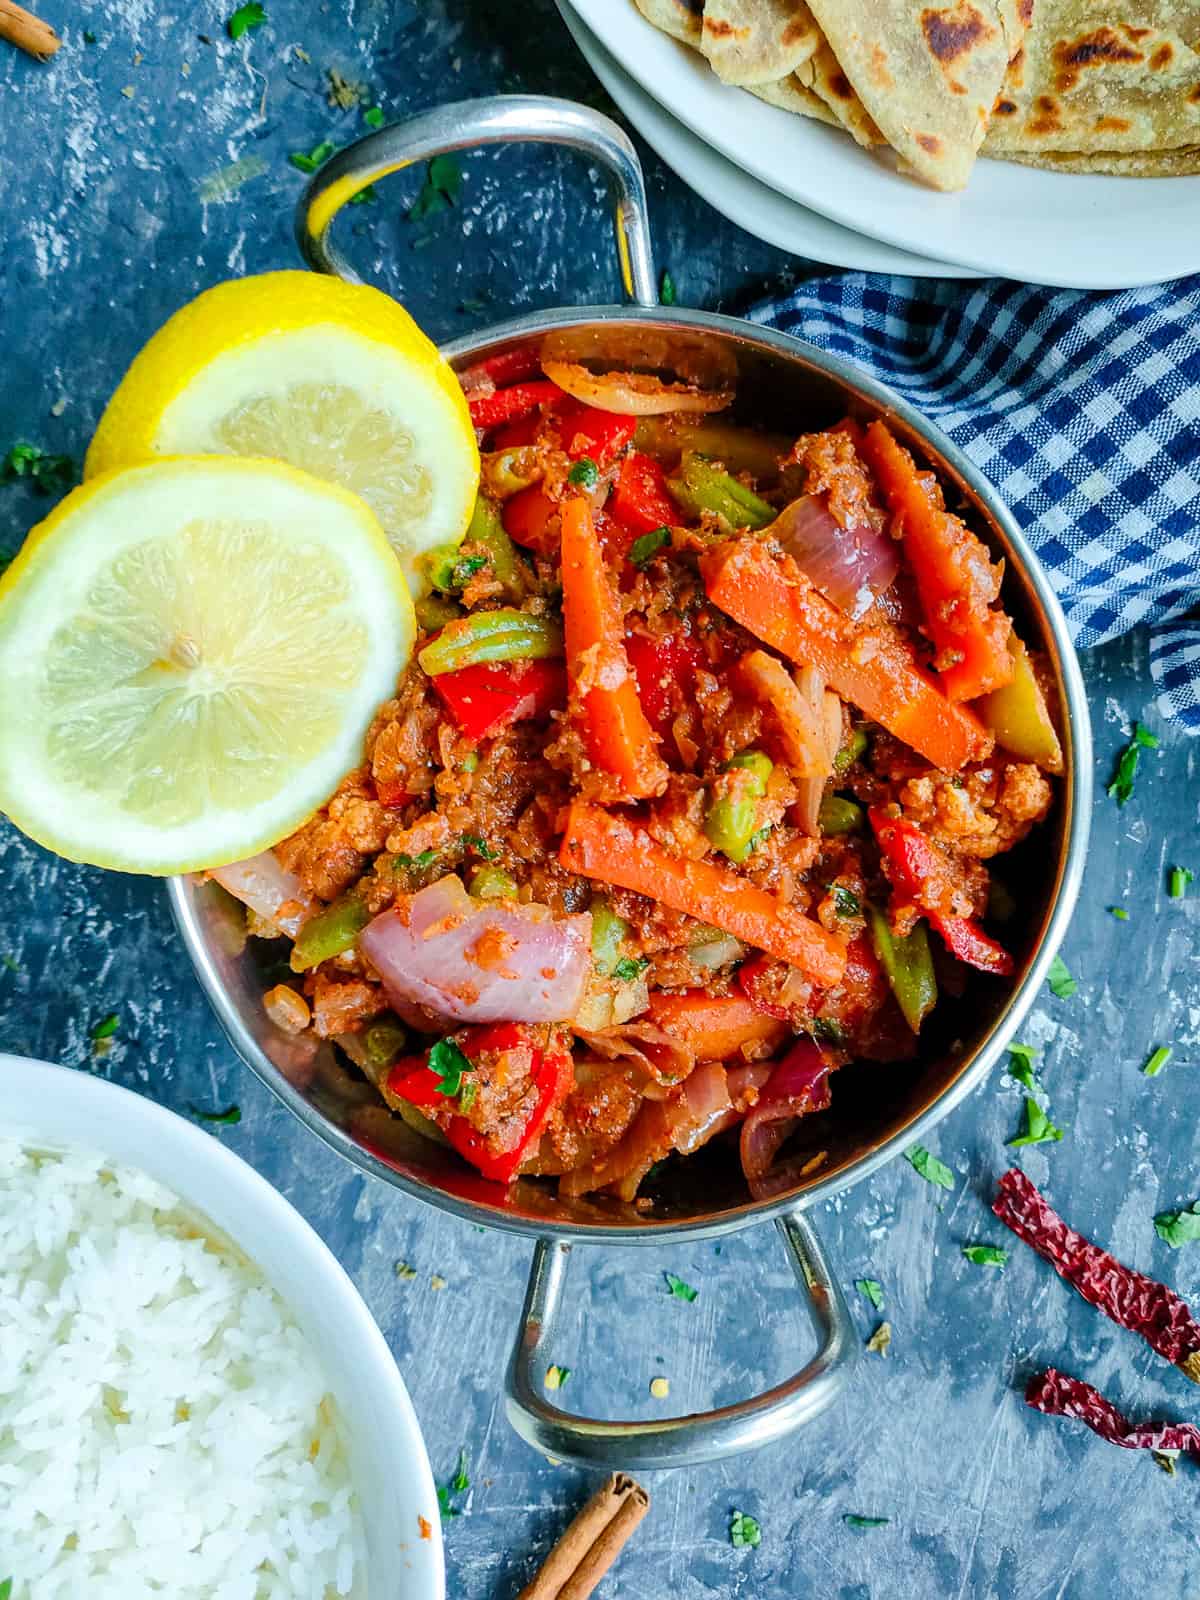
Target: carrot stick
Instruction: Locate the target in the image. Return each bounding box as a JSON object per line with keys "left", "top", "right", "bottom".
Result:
{"left": 560, "top": 801, "right": 846, "bottom": 987}
{"left": 560, "top": 496, "right": 669, "bottom": 800}
{"left": 859, "top": 421, "right": 1013, "bottom": 703}
{"left": 645, "top": 991, "right": 788, "bottom": 1060}
{"left": 701, "top": 538, "right": 992, "bottom": 772}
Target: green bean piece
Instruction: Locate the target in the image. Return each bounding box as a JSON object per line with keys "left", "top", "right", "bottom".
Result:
{"left": 480, "top": 447, "right": 543, "bottom": 499}
{"left": 417, "top": 608, "right": 563, "bottom": 675}
{"left": 633, "top": 417, "right": 790, "bottom": 480}
{"left": 364, "top": 1019, "right": 407, "bottom": 1068}
{"left": 590, "top": 898, "right": 629, "bottom": 977}
{"left": 667, "top": 453, "right": 775, "bottom": 531}
{"left": 818, "top": 795, "right": 864, "bottom": 836}
{"left": 465, "top": 492, "right": 522, "bottom": 593}
{"left": 469, "top": 864, "right": 518, "bottom": 901}
{"left": 291, "top": 895, "right": 371, "bottom": 972}
{"left": 725, "top": 749, "right": 773, "bottom": 793}
{"left": 415, "top": 592, "right": 464, "bottom": 632}
{"left": 833, "top": 728, "right": 869, "bottom": 776}
{"left": 705, "top": 751, "right": 772, "bottom": 865}
{"left": 867, "top": 906, "right": 937, "bottom": 1034}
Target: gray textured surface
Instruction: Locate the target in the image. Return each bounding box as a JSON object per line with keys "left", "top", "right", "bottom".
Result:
{"left": 2, "top": 4, "right": 1199, "bottom": 1597}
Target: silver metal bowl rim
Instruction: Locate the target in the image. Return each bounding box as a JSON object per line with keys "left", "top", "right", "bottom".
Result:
{"left": 168, "top": 302, "right": 1093, "bottom": 1246}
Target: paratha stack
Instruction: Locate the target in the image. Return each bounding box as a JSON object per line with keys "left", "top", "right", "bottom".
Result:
{"left": 632, "top": 0, "right": 1200, "bottom": 188}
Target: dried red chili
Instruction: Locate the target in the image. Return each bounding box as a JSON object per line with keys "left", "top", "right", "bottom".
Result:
{"left": 993, "top": 1168, "right": 1200, "bottom": 1382}
{"left": 1027, "top": 1369, "right": 1200, "bottom": 1454}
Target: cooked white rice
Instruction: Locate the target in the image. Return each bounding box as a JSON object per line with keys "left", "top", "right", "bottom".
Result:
{"left": 0, "top": 1138, "right": 365, "bottom": 1599}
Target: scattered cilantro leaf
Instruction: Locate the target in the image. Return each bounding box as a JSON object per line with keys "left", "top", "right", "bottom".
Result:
{"left": 450, "top": 1447, "right": 469, "bottom": 1494}
{"left": 1047, "top": 955, "right": 1076, "bottom": 999}
{"left": 395, "top": 1260, "right": 417, "bottom": 1280}
{"left": 905, "top": 1146, "right": 954, "bottom": 1190}
{"left": 0, "top": 1579, "right": 11, "bottom": 1600}
{"left": 664, "top": 1271, "right": 698, "bottom": 1303}
{"left": 364, "top": 105, "right": 385, "bottom": 128}
{"left": 567, "top": 456, "right": 600, "bottom": 490}
{"left": 227, "top": 2, "right": 266, "bottom": 41}
{"left": 962, "top": 1244, "right": 1008, "bottom": 1268}
{"left": 545, "top": 1363, "right": 571, "bottom": 1389}
{"left": 394, "top": 849, "right": 439, "bottom": 871}
{"left": 1007, "top": 1042, "right": 1040, "bottom": 1093}
{"left": 91, "top": 1013, "right": 119, "bottom": 1042}
{"left": 452, "top": 554, "right": 487, "bottom": 586}
{"left": 189, "top": 1103, "right": 242, "bottom": 1126}
{"left": 1169, "top": 866, "right": 1194, "bottom": 900}
{"left": 348, "top": 185, "right": 377, "bottom": 206}
{"left": 855, "top": 1278, "right": 884, "bottom": 1311}
{"left": 1154, "top": 1201, "right": 1200, "bottom": 1248}
{"left": 729, "top": 1510, "right": 761, "bottom": 1549}
{"left": 289, "top": 140, "right": 336, "bottom": 174}
{"left": 83, "top": 28, "right": 97, "bottom": 41}
{"left": 1109, "top": 906, "right": 1129, "bottom": 921}
{"left": 428, "top": 1037, "right": 474, "bottom": 1098}
{"left": 811, "top": 1017, "right": 845, "bottom": 1044}
{"left": 613, "top": 955, "right": 650, "bottom": 983}
{"left": 660, "top": 268, "right": 677, "bottom": 305}
{"left": 1, "top": 442, "right": 76, "bottom": 496}
{"left": 408, "top": 154, "right": 463, "bottom": 221}
{"left": 844, "top": 1515, "right": 889, "bottom": 1531}
{"left": 1107, "top": 721, "right": 1158, "bottom": 806}
{"left": 461, "top": 833, "right": 497, "bottom": 859}
{"left": 1143, "top": 1045, "right": 1172, "bottom": 1079}
{"left": 629, "top": 526, "right": 670, "bottom": 566}
{"left": 747, "top": 825, "right": 772, "bottom": 855}
{"left": 865, "top": 1321, "right": 891, "bottom": 1356}
{"left": 1008, "top": 1097, "right": 1064, "bottom": 1148}
{"left": 832, "top": 884, "right": 861, "bottom": 918}
{"left": 436, "top": 1447, "right": 470, "bottom": 1518}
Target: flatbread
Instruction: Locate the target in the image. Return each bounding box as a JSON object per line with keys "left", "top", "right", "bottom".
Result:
{"left": 633, "top": 0, "right": 703, "bottom": 46}
{"left": 805, "top": 1, "right": 1030, "bottom": 188}
{"left": 997, "top": 141, "right": 1200, "bottom": 174}
{"left": 984, "top": 3, "right": 1200, "bottom": 155}
{"left": 797, "top": 40, "right": 886, "bottom": 146}
{"left": 699, "top": 0, "right": 822, "bottom": 85}
{"left": 748, "top": 73, "right": 841, "bottom": 125}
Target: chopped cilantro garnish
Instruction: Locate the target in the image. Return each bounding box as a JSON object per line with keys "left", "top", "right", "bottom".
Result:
{"left": 408, "top": 154, "right": 463, "bottom": 221}
{"left": 1007, "top": 1097, "right": 1064, "bottom": 1148}
{"left": 664, "top": 1271, "right": 698, "bottom": 1303}
{"left": 395, "top": 1260, "right": 418, "bottom": 1280}
{"left": 1155, "top": 1201, "right": 1200, "bottom": 1247}
{"left": 544, "top": 1363, "right": 571, "bottom": 1389}
{"left": 729, "top": 1510, "right": 761, "bottom": 1549}
{"left": 1047, "top": 955, "right": 1076, "bottom": 998}
{"left": 1143, "top": 1045, "right": 1172, "bottom": 1079}
{"left": 844, "top": 1515, "right": 889, "bottom": 1531}
{"left": 832, "top": 884, "right": 861, "bottom": 918}
{"left": 364, "top": 105, "right": 385, "bottom": 128}
{"left": 629, "top": 526, "right": 670, "bottom": 566}
{"left": 810, "top": 1017, "right": 845, "bottom": 1044}
{"left": 0, "top": 1578, "right": 11, "bottom": 1599}
{"left": 1169, "top": 866, "right": 1194, "bottom": 900}
{"left": 1107, "top": 720, "right": 1158, "bottom": 806}
{"left": 1, "top": 442, "right": 76, "bottom": 495}
{"left": 567, "top": 456, "right": 600, "bottom": 490}
{"left": 461, "top": 833, "right": 497, "bottom": 859}
{"left": 1007, "top": 1042, "right": 1040, "bottom": 1092}
{"left": 660, "top": 268, "right": 677, "bottom": 305}
{"left": 962, "top": 1244, "right": 1008, "bottom": 1268}
{"left": 348, "top": 185, "right": 378, "bottom": 206}
{"left": 91, "top": 1013, "right": 119, "bottom": 1042}
{"left": 1108, "top": 906, "right": 1129, "bottom": 921}
{"left": 394, "top": 850, "right": 439, "bottom": 871}
{"left": 227, "top": 2, "right": 266, "bottom": 41}
{"left": 189, "top": 1103, "right": 242, "bottom": 1126}
{"left": 428, "top": 1037, "right": 474, "bottom": 1098}
{"left": 289, "top": 140, "right": 336, "bottom": 174}
{"left": 436, "top": 1448, "right": 470, "bottom": 1517}
{"left": 905, "top": 1146, "right": 954, "bottom": 1190}
{"left": 452, "top": 553, "right": 487, "bottom": 585}
{"left": 613, "top": 955, "right": 650, "bottom": 983}
{"left": 747, "top": 825, "right": 772, "bottom": 855}
{"left": 855, "top": 1278, "right": 884, "bottom": 1311}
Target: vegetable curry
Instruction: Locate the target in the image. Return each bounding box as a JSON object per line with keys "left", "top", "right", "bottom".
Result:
{"left": 215, "top": 346, "right": 1061, "bottom": 1204}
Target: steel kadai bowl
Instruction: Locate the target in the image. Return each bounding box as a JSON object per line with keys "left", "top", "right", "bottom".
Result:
{"left": 169, "top": 97, "right": 1093, "bottom": 1471}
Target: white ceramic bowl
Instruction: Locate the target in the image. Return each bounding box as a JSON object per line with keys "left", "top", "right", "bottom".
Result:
{"left": 0, "top": 1054, "right": 445, "bottom": 1600}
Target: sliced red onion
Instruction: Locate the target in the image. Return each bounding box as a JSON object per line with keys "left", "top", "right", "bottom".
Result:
{"left": 739, "top": 1038, "right": 831, "bottom": 1189}
{"left": 211, "top": 851, "right": 316, "bottom": 938}
{"left": 770, "top": 494, "right": 899, "bottom": 620}
{"left": 360, "top": 874, "right": 591, "bottom": 1025}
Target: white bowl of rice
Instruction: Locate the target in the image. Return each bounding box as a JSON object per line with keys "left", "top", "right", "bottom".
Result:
{"left": 0, "top": 1054, "right": 444, "bottom": 1600}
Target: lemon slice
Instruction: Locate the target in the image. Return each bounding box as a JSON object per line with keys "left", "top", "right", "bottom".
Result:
{"left": 0, "top": 457, "right": 415, "bottom": 874}
{"left": 85, "top": 272, "right": 479, "bottom": 592}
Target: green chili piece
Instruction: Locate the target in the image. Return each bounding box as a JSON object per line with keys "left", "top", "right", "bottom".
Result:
{"left": 667, "top": 453, "right": 775, "bottom": 531}
{"left": 465, "top": 492, "right": 522, "bottom": 593}
{"left": 364, "top": 1020, "right": 407, "bottom": 1068}
{"left": 291, "top": 895, "right": 371, "bottom": 971}
{"left": 706, "top": 750, "right": 772, "bottom": 865}
{"left": 867, "top": 906, "right": 937, "bottom": 1034}
{"left": 818, "top": 795, "right": 864, "bottom": 836}
{"left": 833, "top": 728, "right": 869, "bottom": 775}
{"left": 417, "top": 608, "right": 563, "bottom": 675}
{"left": 415, "top": 593, "right": 463, "bottom": 632}
{"left": 590, "top": 898, "right": 629, "bottom": 976}
{"left": 469, "top": 864, "right": 518, "bottom": 900}
{"left": 633, "top": 418, "right": 789, "bottom": 480}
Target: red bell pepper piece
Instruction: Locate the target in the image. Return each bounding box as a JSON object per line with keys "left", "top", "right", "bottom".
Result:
{"left": 624, "top": 629, "right": 705, "bottom": 738}
{"left": 492, "top": 413, "right": 541, "bottom": 450}
{"left": 468, "top": 380, "right": 563, "bottom": 433}
{"left": 928, "top": 912, "right": 1014, "bottom": 976}
{"left": 431, "top": 657, "right": 566, "bottom": 743}
{"left": 460, "top": 345, "right": 543, "bottom": 391}
{"left": 611, "top": 452, "right": 677, "bottom": 535}
{"left": 374, "top": 777, "right": 411, "bottom": 809}
{"left": 736, "top": 953, "right": 792, "bottom": 1020}
{"left": 503, "top": 483, "right": 560, "bottom": 554}
{"left": 555, "top": 399, "right": 636, "bottom": 467}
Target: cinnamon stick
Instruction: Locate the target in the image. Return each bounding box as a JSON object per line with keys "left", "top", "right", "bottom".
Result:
{"left": 517, "top": 1473, "right": 650, "bottom": 1600}
{"left": 0, "top": 0, "right": 61, "bottom": 60}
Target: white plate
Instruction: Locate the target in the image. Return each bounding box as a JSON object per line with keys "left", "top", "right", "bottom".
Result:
{"left": 558, "top": 1, "right": 982, "bottom": 279}
{"left": 562, "top": 0, "right": 1200, "bottom": 289}
{"left": 0, "top": 1055, "right": 445, "bottom": 1600}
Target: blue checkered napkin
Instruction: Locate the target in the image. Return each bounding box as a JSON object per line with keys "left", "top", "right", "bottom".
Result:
{"left": 748, "top": 274, "right": 1200, "bottom": 733}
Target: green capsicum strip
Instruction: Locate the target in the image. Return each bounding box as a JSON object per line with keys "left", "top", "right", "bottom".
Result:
{"left": 705, "top": 749, "right": 773, "bottom": 864}
{"left": 667, "top": 453, "right": 775, "bottom": 531}
{"left": 469, "top": 864, "right": 518, "bottom": 900}
{"left": 291, "top": 895, "right": 371, "bottom": 972}
{"left": 867, "top": 905, "right": 937, "bottom": 1034}
{"left": 424, "top": 495, "right": 523, "bottom": 599}
{"left": 417, "top": 608, "right": 563, "bottom": 675}
{"left": 363, "top": 1020, "right": 407, "bottom": 1068}
{"left": 818, "top": 795, "right": 864, "bottom": 836}
{"left": 590, "top": 897, "right": 629, "bottom": 976}
{"left": 415, "top": 592, "right": 463, "bottom": 632}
